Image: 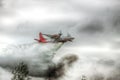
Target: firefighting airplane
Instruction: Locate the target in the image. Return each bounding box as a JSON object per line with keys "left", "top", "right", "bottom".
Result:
{"left": 34, "top": 32, "right": 74, "bottom": 43}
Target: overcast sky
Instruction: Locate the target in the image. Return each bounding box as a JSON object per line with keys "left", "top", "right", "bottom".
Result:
{"left": 0, "top": 0, "right": 120, "bottom": 80}
{"left": 0, "top": 0, "right": 120, "bottom": 45}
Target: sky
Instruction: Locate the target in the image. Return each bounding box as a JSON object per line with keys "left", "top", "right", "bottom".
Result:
{"left": 0, "top": 0, "right": 120, "bottom": 80}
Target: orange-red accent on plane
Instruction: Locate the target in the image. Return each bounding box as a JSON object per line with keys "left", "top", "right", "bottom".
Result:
{"left": 34, "top": 32, "right": 47, "bottom": 43}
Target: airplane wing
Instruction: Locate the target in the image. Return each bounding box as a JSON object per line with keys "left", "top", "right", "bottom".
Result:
{"left": 39, "top": 32, "right": 47, "bottom": 42}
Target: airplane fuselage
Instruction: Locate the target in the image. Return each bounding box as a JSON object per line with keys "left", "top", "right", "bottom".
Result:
{"left": 57, "top": 37, "right": 74, "bottom": 43}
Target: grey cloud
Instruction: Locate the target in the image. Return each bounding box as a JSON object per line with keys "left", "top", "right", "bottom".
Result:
{"left": 97, "top": 59, "right": 115, "bottom": 66}
{"left": 114, "top": 16, "right": 120, "bottom": 27}
{"left": 0, "top": 1, "right": 2, "bottom": 7}
{"left": 89, "top": 71, "right": 120, "bottom": 80}
{"left": 106, "top": 68, "right": 120, "bottom": 80}
{"left": 90, "top": 73, "right": 104, "bottom": 80}
{"left": 0, "top": 0, "right": 5, "bottom": 8}
{"left": 111, "top": 15, "right": 120, "bottom": 34}
{"left": 79, "top": 20, "right": 104, "bottom": 34}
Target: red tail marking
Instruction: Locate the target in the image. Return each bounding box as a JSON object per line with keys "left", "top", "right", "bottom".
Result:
{"left": 39, "top": 32, "right": 47, "bottom": 43}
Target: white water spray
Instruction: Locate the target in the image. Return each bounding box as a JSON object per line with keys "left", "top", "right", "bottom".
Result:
{"left": 0, "top": 42, "right": 64, "bottom": 77}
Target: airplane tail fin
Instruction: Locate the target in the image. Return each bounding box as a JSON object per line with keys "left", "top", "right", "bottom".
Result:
{"left": 39, "top": 32, "right": 47, "bottom": 43}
